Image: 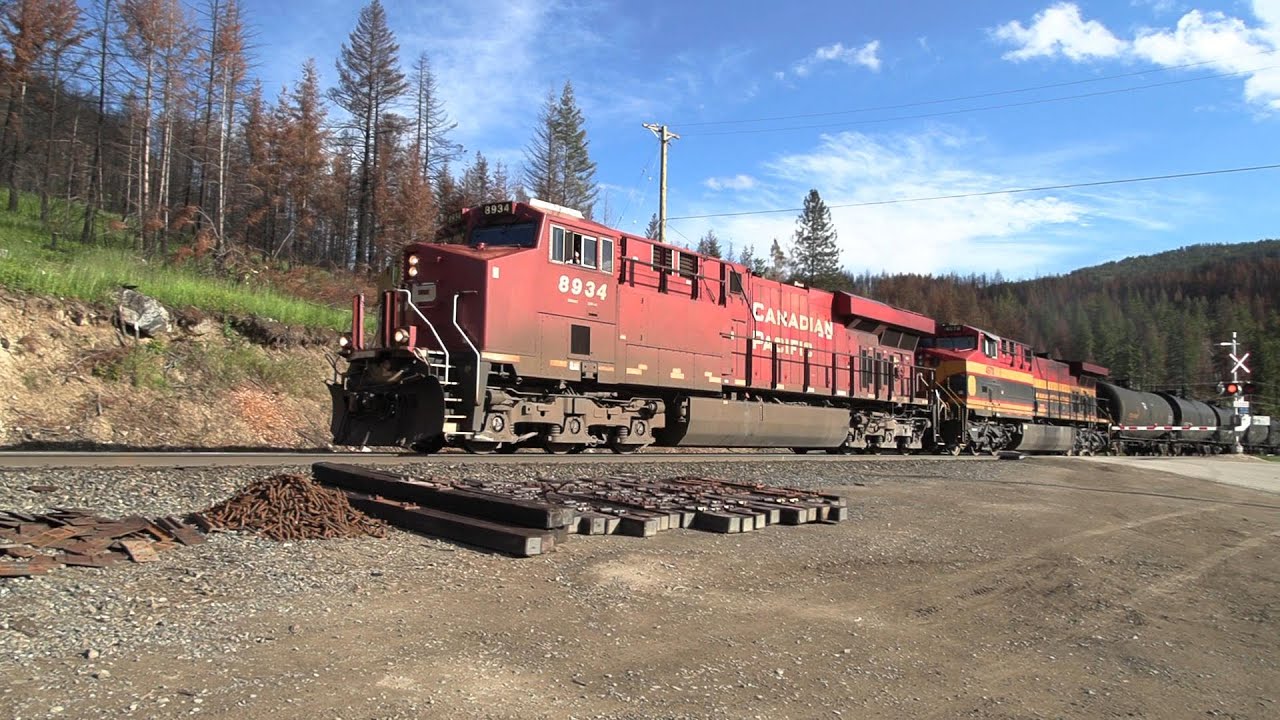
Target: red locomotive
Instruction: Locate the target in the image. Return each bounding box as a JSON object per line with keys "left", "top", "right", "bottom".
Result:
{"left": 330, "top": 199, "right": 942, "bottom": 454}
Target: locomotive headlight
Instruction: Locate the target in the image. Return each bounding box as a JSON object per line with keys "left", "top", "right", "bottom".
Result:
{"left": 407, "top": 254, "right": 420, "bottom": 266}
{"left": 393, "top": 328, "right": 410, "bottom": 345}
{"left": 407, "top": 266, "right": 419, "bottom": 278}
{"left": 337, "top": 334, "right": 351, "bottom": 348}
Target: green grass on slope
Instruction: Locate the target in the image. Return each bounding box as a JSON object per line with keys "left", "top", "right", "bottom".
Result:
{"left": 0, "top": 195, "right": 350, "bottom": 331}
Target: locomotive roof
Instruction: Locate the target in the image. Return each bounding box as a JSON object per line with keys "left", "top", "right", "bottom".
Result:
{"left": 834, "top": 292, "right": 937, "bottom": 335}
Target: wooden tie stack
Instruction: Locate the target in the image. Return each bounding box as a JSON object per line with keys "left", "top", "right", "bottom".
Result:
{"left": 312, "top": 463, "right": 848, "bottom": 558}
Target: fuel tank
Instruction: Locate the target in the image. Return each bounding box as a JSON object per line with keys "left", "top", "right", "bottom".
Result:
{"left": 659, "top": 396, "right": 849, "bottom": 449}
{"left": 1011, "top": 424, "right": 1074, "bottom": 453}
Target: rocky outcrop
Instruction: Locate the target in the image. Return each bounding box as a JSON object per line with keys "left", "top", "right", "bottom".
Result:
{"left": 114, "top": 289, "right": 172, "bottom": 338}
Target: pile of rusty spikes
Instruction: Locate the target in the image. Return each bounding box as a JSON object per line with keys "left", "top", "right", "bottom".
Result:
{"left": 194, "top": 474, "right": 386, "bottom": 541}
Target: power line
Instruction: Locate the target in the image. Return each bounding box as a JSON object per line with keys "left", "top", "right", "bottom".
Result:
{"left": 667, "top": 162, "right": 1280, "bottom": 221}
{"left": 676, "top": 49, "right": 1278, "bottom": 128}
{"left": 684, "top": 66, "right": 1276, "bottom": 137}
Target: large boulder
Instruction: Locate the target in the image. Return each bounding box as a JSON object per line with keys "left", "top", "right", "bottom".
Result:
{"left": 114, "top": 289, "right": 171, "bottom": 338}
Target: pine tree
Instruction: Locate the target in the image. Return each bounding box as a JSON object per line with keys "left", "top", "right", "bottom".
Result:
{"left": 790, "top": 188, "right": 841, "bottom": 288}
{"left": 281, "top": 58, "right": 329, "bottom": 259}
{"left": 410, "top": 51, "right": 460, "bottom": 181}
{"left": 738, "top": 244, "right": 767, "bottom": 275}
{"left": 523, "top": 89, "right": 561, "bottom": 205}
{"left": 767, "top": 238, "right": 786, "bottom": 280}
{"left": 460, "top": 151, "right": 492, "bottom": 207}
{"left": 643, "top": 213, "right": 660, "bottom": 240}
{"left": 696, "top": 229, "right": 722, "bottom": 258}
{"left": 330, "top": 0, "right": 408, "bottom": 269}
{"left": 555, "top": 81, "right": 596, "bottom": 217}
{"left": 524, "top": 80, "right": 597, "bottom": 217}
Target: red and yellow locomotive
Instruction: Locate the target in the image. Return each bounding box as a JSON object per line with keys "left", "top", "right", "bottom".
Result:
{"left": 330, "top": 199, "right": 939, "bottom": 453}
{"left": 918, "top": 324, "right": 1110, "bottom": 454}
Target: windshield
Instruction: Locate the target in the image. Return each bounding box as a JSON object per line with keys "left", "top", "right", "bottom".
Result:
{"left": 471, "top": 222, "right": 537, "bottom": 248}
{"left": 924, "top": 335, "right": 978, "bottom": 351}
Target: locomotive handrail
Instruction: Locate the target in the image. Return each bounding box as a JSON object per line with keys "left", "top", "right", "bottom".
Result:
{"left": 394, "top": 289, "right": 450, "bottom": 382}
{"left": 452, "top": 291, "right": 483, "bottom": 415}
{"left": 729, "top": 337, "right": 932, "bottom": 401}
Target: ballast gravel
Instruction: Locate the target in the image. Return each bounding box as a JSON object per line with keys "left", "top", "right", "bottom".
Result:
{"left": 0, "top": 457, "right": 994, "bottom": 664}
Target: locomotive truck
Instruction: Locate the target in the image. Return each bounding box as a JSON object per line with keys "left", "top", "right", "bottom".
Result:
{"left": 329, "top": 199, "right": 1268, "bottom": 456}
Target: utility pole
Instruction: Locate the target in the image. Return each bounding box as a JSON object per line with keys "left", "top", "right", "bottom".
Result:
{"left": 642, "top": 123, "right": 679, "bottom": 245}
{"left": 1217, "top": 331, "right": 1252, "bottom": 454}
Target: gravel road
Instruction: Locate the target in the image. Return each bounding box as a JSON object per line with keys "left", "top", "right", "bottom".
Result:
{"left": 1, "top": 456, "right": 1276, "bottom": 719}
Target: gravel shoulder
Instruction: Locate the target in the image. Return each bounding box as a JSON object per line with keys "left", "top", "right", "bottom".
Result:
{"left": 1082, "top": 455, "right": 1280, "bottom": 494}
{"left": 2, "top": 457, "right": 1277, "bottom": 719}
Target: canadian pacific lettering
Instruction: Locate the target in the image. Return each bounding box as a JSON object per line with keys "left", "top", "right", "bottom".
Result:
{"left": 751, "top": 302, "right": 835, "bottom": 340}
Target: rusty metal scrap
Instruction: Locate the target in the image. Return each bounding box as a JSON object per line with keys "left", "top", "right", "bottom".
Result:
{"left": 0, "top": 508, "right": 204, "bottom": 578}
{"left": 198, "top": 473, "right": 386, "bottom": 542}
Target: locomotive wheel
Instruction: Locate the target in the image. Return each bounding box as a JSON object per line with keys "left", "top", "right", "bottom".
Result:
{"left": 791, "top": 448, "right": 811, "bottom": 454}
{"left": 609, "top": 442, "right": 643, "bottom": 454}
{"left": 462, "top": 439, "right": 502, "bottom": 454}
{"left": 544, "top": 442, "right": 586, "bottom": 455}
{"left": 410, "top": 436, "right": 446, "bottom": 455}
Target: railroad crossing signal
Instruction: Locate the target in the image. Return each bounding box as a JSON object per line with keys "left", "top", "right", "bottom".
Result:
{"left": 1230, "top": 351, "right": 1251, "bottom": 375}
{"left": 1219, "top": 381, "right": 1258, "bottom": 396}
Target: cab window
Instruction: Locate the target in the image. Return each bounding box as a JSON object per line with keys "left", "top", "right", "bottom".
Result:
{"left": 551, "top": 224, "right": 612, "bottom": 272}
{"left": 550, "top": 225, "right": 593, "bottom": 268}
{"left": 600, "top": 238, "right": 614, "bottom": 273}
{"left": 982, "top": 336, "right": 998, "bottom": 358}
{"left": 551, "top": 227, "right": 566, "bottom": 262}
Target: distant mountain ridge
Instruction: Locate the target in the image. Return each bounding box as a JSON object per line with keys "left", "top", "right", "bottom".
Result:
{"left": 849, "top": 239, "right": 1279, "bottom": 414}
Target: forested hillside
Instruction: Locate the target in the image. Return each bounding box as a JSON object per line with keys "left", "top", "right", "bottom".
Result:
{"left": 848, "top": 240, "right": 1280, "bottom": 414}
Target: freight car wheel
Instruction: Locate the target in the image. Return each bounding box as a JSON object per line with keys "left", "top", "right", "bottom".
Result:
{"left": 947, "top": 444, "right": 963, "bottom": 456}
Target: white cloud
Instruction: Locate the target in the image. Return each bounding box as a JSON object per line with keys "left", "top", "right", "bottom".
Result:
{"left": 396, "top": 0, "right": 602, "bottom": 152}
{"left": 993, "top": 2, "right": 1280, "bottom": 109}
{"left": 992, "top": 2, "right": 1127, "bottom": 61}
{"left": 783, "top": 40, "right": 881, "bottom": 80}
{"left": 704, "top": 174, "right": 758, "bottom": 191}
{"left": 671, "top": 130, "right": 1138, "bottom": 277}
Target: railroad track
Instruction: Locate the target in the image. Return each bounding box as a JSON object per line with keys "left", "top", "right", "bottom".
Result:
{"left": 0, "top": 450, "right": 988, "bottom": 469}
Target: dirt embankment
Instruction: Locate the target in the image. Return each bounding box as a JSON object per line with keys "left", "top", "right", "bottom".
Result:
{"left": 0, "top": 291, "right": 338, "bottom": 450}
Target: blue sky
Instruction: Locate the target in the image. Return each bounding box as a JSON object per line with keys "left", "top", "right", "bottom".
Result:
{"left": 248, "top": 0, "right": 1279, "bottom": 278}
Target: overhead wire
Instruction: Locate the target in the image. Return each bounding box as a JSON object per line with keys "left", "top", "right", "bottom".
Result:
{"left": 615, "top": 146, "right": 659, "bottom": 230}
{"left": 675, "top": 48, "right": 1278, "bottom": 128}
{"left": 683, "top": 65, "right": 1278, "bottom": 137}
{"left": 667, "top": 163, "right": 1280, "bottom": 221}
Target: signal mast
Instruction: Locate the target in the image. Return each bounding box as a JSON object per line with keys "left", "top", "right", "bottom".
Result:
{"left": 1216, "top": 331, "right": 1252, "bottom": 454}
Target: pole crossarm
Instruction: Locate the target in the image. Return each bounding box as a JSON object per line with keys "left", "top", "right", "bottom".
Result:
{"left": 642, "top": 123, "right": 680, "bottom": 246}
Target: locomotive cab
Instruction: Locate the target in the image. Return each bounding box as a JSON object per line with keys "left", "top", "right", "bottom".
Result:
{"left": 329, "top": 199, "right": 639, "bottom": 452}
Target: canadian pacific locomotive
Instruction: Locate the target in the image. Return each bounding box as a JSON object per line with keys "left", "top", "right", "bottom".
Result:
{"left": 328, "top": 199, "right": 1272, "bottom": 456}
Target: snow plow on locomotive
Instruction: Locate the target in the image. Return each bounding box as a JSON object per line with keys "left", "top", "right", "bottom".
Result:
{"left": 329, "top": 199, "right": 940, "bottom": 454}
{"left": 329, "top": 199, "right": 1260, "bottom": 457}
